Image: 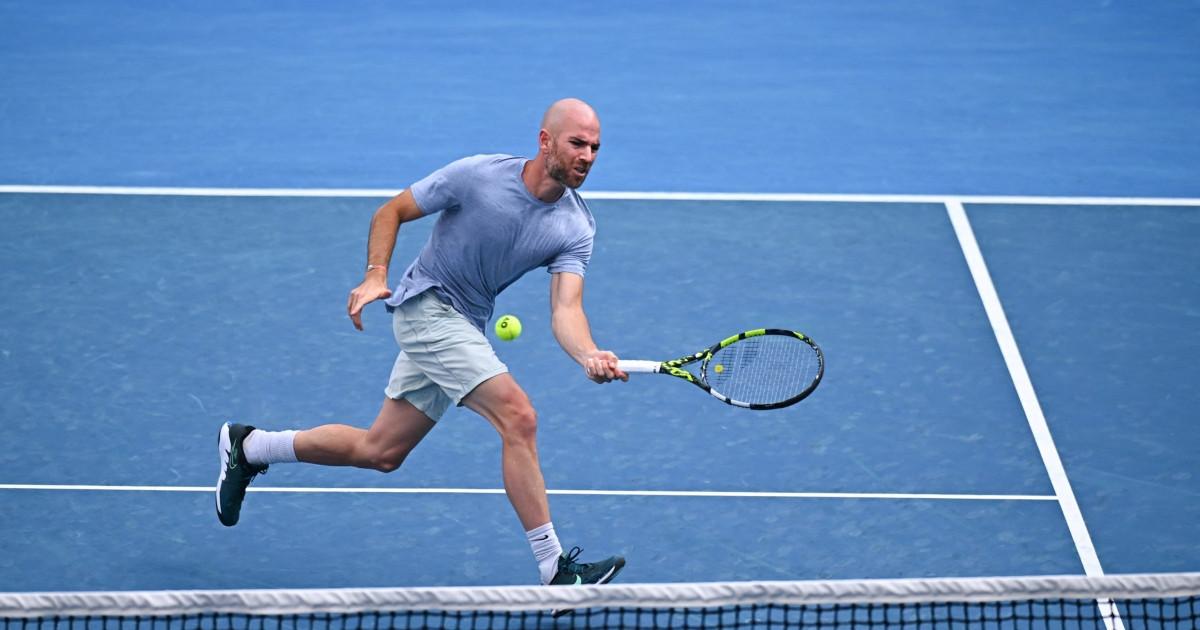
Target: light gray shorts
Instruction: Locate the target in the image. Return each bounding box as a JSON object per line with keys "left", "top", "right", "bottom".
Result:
{"left": 384, "top": 290, "right": 508, "bottom": 421}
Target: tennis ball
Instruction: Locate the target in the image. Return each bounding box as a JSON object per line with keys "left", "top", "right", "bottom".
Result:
{"left": 494, "top": 314, "right": 522, "bottom": 341}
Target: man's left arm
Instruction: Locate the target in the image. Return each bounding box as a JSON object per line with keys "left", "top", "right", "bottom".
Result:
{"left": 550, "top": 272, "right": 628, "bottom": 384}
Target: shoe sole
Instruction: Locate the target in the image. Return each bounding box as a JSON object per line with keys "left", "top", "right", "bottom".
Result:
{"left": 551, "top": 558, "right": 626, "bottom": 618}
{"left": 215, "top": 422, "right": 235, "bottom": 526}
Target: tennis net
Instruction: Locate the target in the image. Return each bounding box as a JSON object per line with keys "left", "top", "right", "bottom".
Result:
{"left": 2, "top": 573, "right": 1198, "bottom": 629}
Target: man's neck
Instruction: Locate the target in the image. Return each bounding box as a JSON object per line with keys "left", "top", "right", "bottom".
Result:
{"left": 522, "top": 158, "right": 566, "bottom": 203}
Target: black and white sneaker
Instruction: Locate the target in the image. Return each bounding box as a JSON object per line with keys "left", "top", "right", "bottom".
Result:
{"left": 549, "top": 546, "right": 626, "bottom": 617}
{"left": 215, "top": 422, "right": 267, "bottom": 527}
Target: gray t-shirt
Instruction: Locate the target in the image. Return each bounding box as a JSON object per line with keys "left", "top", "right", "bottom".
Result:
{"left": 384, "top": 154, "right": 596, "bottom": 331}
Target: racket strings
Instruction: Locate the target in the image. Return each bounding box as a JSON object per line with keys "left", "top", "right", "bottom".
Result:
{"left": 706, "top": 335, "right": 820, "bottom": 405}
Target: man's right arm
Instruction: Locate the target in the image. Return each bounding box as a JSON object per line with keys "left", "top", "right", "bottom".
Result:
{"left": 347, "top": 189, "right": 424, "bottom": 330}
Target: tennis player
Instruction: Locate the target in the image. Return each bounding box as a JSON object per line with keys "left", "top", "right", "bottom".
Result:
{"left": 215, "top": 98, "right": 627, "bottom": 587}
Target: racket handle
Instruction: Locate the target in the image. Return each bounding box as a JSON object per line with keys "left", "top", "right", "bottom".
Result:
{"left": 617, "top": 360, "right": 660, "bottom": 374}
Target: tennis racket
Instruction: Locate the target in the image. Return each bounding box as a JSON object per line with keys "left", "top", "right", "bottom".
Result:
{"left": 617, "top": 329, "right": 824, "bottom": 410}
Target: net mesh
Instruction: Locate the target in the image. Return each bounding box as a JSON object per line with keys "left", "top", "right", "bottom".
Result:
{"left": 3, "top": 574, "right": 1198, "bottom": 630}
{"left": 705, "top": 333, "right": 821, "bottom": 406}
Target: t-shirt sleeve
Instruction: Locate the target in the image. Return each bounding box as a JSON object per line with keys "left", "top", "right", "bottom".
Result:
{"left": 409, "top": 157, "right": 477, "bottom": 215}
{"left": 548, "top": 233, "right": 593, "bottom": 277}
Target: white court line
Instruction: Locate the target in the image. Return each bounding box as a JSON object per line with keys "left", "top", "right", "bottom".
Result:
{"left": 944, "top": 201, "right": 1105, "bottom": 575}
{"left": 0, "top": 483, "right": 1056, "bottom": 501}
{"left": 945, "top": 200, "right": 1121, "bottom": 630}
{"left": 0, "top": 185, "right": 398, "bottom": 198}
{"left": 2, "top": 184, "right": 1200, "bottom": 206}
{"left": 587, "top": 191, "right": 1200, "bottom": 206}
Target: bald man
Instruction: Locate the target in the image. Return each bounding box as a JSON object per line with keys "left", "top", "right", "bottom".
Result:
{"left": 215, "top": 99, "right": 627, "bottom": 589}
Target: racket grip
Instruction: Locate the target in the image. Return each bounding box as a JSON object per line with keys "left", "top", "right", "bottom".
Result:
{"left": 617, "top": 360, "right": 660, "bottom": 374}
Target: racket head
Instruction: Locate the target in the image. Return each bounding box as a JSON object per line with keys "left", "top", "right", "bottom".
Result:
{"left": 699, "top": 329, "right": 824, "bottom": 410}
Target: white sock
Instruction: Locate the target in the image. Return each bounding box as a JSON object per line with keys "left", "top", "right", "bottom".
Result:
{"left": 526, "top": 522, "right": 563, "bottom": 584}
{"left": 242, "top": 429, "right": 298, "bottom": 466}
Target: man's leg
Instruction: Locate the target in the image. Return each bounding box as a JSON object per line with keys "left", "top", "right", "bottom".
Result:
{"left": 291, "top": 397, "right": 436, "bottom": 472}
{"left": 382, "top": 290, "right": 623, "bottom": 585}
{"left": 460, "top": 373, "right": 548, "bottom": 530}
{"left": 461, "top": 373, "right": 624, "bottom": 588}
{"left": 216, "top": 397, "right": 436, "bottom": 526}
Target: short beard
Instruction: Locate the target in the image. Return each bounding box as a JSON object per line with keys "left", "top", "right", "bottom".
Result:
{"left": 545, "top": 146, "right": 577, "bottom": 189}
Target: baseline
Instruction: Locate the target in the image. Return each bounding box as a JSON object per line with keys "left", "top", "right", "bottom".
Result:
{"left": 0, "top": 484, "right": 1055, "bottom": 502}
{"left": 2, "top": 185, "right": 1200, "bottom": 206}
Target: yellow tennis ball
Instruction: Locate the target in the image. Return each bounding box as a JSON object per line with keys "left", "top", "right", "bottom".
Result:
{"left": 714, "top": 364, "right": 724, "bottom": 373}
{"left": 494, "top": 314, "right": 522, "bottom": 341}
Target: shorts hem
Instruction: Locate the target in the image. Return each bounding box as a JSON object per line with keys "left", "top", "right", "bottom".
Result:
{"left": 382, "top": 388, "right": 452, "bottom": 422}
{"left": 455, "top": 365, "right": 510, "bottom": 406}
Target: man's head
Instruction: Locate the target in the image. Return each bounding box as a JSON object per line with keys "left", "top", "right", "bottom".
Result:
{"left": 538, "top": 98, "right": 601, "bottom": 189}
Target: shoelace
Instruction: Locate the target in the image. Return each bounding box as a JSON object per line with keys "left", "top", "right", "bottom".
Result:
{"left": 246, "top": 457, "right": 268, "bottom": 480}
{"left": 561, "top": 546, "right": 589, "bottom": 572}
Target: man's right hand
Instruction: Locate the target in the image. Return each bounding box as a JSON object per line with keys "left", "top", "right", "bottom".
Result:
{"left": 347, "top": 274, "right": 392, "bottom": 331}
{"left": 348, "top": 190, "right": 423, "bottom": 330}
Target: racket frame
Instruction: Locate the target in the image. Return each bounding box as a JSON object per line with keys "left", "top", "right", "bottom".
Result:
{"left": 619, "top": 328, "right": 824, "bottom": 410}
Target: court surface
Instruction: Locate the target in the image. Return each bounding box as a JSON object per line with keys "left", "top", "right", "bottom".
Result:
{"left": 1, "top": 1, "right": 1198, "bottom": 593}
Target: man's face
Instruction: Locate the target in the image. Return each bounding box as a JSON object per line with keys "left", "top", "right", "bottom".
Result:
{"left": 544, "top": 116, "right": 601, "bottom": 189}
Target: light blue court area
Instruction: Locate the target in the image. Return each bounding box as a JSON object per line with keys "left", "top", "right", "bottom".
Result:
{"left": 2, "top": 191, "right": 1197, "bottom": 592}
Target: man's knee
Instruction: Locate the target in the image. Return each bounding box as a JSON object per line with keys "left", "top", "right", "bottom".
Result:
{"left": 462, "top": 374, "right": 539, "bottom": 445}
{"left": 498, "top": 400, "right": 538, "bottom": 445}
{"left": 371, "top": 454, "right": 405, "bottom": 473}
{"left": 361, "top": 441, "right": 412, "bottom": 473}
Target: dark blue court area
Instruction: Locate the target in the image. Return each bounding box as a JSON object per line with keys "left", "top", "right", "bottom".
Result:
{"left": 2, "top": 1, "right": 1198, "bottom": 596}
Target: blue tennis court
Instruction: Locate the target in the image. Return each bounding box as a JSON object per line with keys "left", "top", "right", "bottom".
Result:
{"left": 2, "top": 0, "right": 1198, "bottom": 600}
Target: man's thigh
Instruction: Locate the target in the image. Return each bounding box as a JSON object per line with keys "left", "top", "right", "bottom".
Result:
{"left": 460, "top": 372, "right": 534, "bottom": 430}
{"left": 363, "top": 397, "right": 437, "bottom": 456}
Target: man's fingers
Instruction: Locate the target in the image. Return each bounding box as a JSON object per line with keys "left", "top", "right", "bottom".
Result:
{"left": 606, "top": 357, "right": 625, "bottom": 378}
{"left": 348, "top": 297, "right": 365, "bottom": 330}
{"left": 585, "top": 355, "right": 624, "bottom": 383}
{"left": 598, "top": 354, "right": 622, "bottom": 380}
{"left": 347, "top": 288, "right": 363, "bottom": 316}
{"left": 348, "top": 290, "right": 370, "bottom": 330}
{"left": 347, "top": 284, "right": 394, "bottom": 331}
